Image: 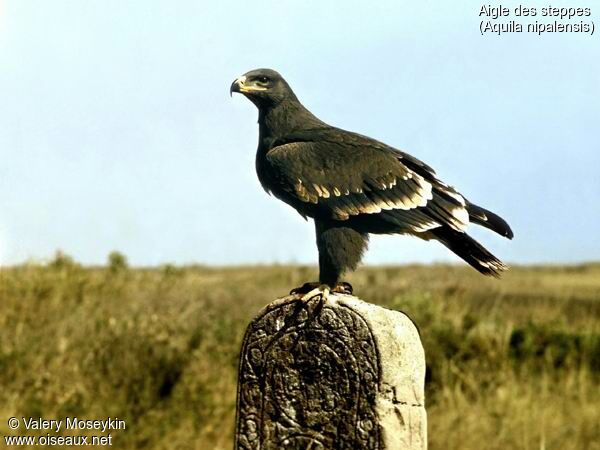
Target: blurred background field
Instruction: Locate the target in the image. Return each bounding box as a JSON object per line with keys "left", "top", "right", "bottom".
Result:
{"left": 1, "top": 255, "right": 599, "bottom": 449}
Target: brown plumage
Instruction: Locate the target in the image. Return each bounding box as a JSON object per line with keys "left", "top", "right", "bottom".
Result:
{"left": 231, "top": 68, "right": 513, "bottom": 291}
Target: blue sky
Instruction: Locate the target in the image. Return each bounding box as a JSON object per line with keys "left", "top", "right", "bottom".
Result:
{"left": 0, "top": 1, "right": 598, "bottom": 266}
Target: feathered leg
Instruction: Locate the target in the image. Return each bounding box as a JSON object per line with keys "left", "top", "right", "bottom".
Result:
{"left": 290, "top": 219, "right": 368, "bottom": 297}
{"left": 316, "top": 219, "right": 369, "bottom": 286}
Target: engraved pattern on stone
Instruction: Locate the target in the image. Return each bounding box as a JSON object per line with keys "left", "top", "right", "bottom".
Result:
{"left": 235, "top": 296, "right": 382, "bottom": 450}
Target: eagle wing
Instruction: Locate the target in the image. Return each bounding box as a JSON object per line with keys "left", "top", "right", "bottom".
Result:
{"left": 265, "top": 129, "right": 470, "bottom": 233}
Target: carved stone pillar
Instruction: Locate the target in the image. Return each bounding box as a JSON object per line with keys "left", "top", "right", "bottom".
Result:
{"left": 234, "top": 293, "right": 426, "bottom": 450}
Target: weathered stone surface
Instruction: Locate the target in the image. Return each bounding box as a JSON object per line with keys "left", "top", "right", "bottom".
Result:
{"left": 234, "top": 293, "right": 426, "bottom": 450}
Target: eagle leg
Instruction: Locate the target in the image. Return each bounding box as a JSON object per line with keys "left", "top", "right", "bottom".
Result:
{"left": 315, "top": 220, "right": 368, "bottom": 292}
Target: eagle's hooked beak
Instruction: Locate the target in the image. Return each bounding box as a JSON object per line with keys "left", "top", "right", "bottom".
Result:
{"left": 230, "top": 75, "right": 268, "bottom": 97}
{"left": 230, "top": 75, "right": 246, "bottom": 97}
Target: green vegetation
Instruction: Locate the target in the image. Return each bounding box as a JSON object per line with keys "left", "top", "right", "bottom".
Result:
{"left": 107, "top": 251, "right": 128, "bottom": 274}
{"left": 1, "top": 260, "right": 599, "bottom": 449}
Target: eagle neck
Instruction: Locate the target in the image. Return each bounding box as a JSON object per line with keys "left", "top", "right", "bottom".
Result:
{"left": 257, "top": 100, "right": 323, "bottom": 153}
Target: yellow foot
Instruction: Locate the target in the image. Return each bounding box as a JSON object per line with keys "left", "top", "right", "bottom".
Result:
{"left": 332, "top": 282, "right": 353, "bottom": 295}
{"left": 290, "top": 281, "right": 353, "bottom": 299}
{"left": 290, "top": 282, "right": 321, "bottom": 295}
{"left": 300, "top": 285, "right": 330, "bottom": 302}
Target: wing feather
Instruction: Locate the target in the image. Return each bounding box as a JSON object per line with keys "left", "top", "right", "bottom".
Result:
{"left": 265, "top": 135, "right": 470, "bottom": 234}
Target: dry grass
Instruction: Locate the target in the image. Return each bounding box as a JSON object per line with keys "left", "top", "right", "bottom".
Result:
{"left": 1, "top": 259, "right": 599, "bottom": 449}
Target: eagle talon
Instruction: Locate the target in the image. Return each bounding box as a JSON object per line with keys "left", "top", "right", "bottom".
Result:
{"left": 290, "top": 282, "right": 321, "bottom": 295}
{"left": 290, "top": 281, "right": 352, "bottom": 297}
{"left": 289, "top": 282, "right": 331, "bottom": 302}
{"left": 301, "top": 285, "right": 330, "bottom": 303}
{"left": 332, "top": 282, "right": 353, "bottom": 295}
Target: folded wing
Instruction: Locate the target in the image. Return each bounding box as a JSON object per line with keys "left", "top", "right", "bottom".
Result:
{"left": 265, "top": 130, "right": 471, "bottom": 234}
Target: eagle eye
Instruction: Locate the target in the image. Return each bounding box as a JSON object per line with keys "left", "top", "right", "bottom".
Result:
{"left": 257, "top": 76, "right": 270, "bottom": 83}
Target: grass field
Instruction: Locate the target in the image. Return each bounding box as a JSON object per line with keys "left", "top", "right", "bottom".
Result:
{"left": 1, "top": 258, "right": 599, "bottom": 449}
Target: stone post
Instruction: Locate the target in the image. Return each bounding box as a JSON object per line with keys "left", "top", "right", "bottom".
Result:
{"left": 234, "top": 293, "right": 427, "bottom": 450}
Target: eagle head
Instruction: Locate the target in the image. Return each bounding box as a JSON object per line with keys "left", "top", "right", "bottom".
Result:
{"left": 230, "top": 68, "right": 297, "bottom": 108}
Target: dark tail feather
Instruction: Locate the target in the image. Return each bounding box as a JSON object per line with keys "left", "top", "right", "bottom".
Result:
{"left": 467, "top": 202, "right": 514, "bottom": 239}
{"left": 432, "top": 227, "right": 508, "bottom": 277}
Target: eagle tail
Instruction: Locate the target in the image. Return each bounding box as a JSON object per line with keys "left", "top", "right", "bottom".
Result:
{"left": 432, "top": 227, "right": 508, "bottom": 277}
{"left": 467, "top": 202, "right": 514, "bottom": 239}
